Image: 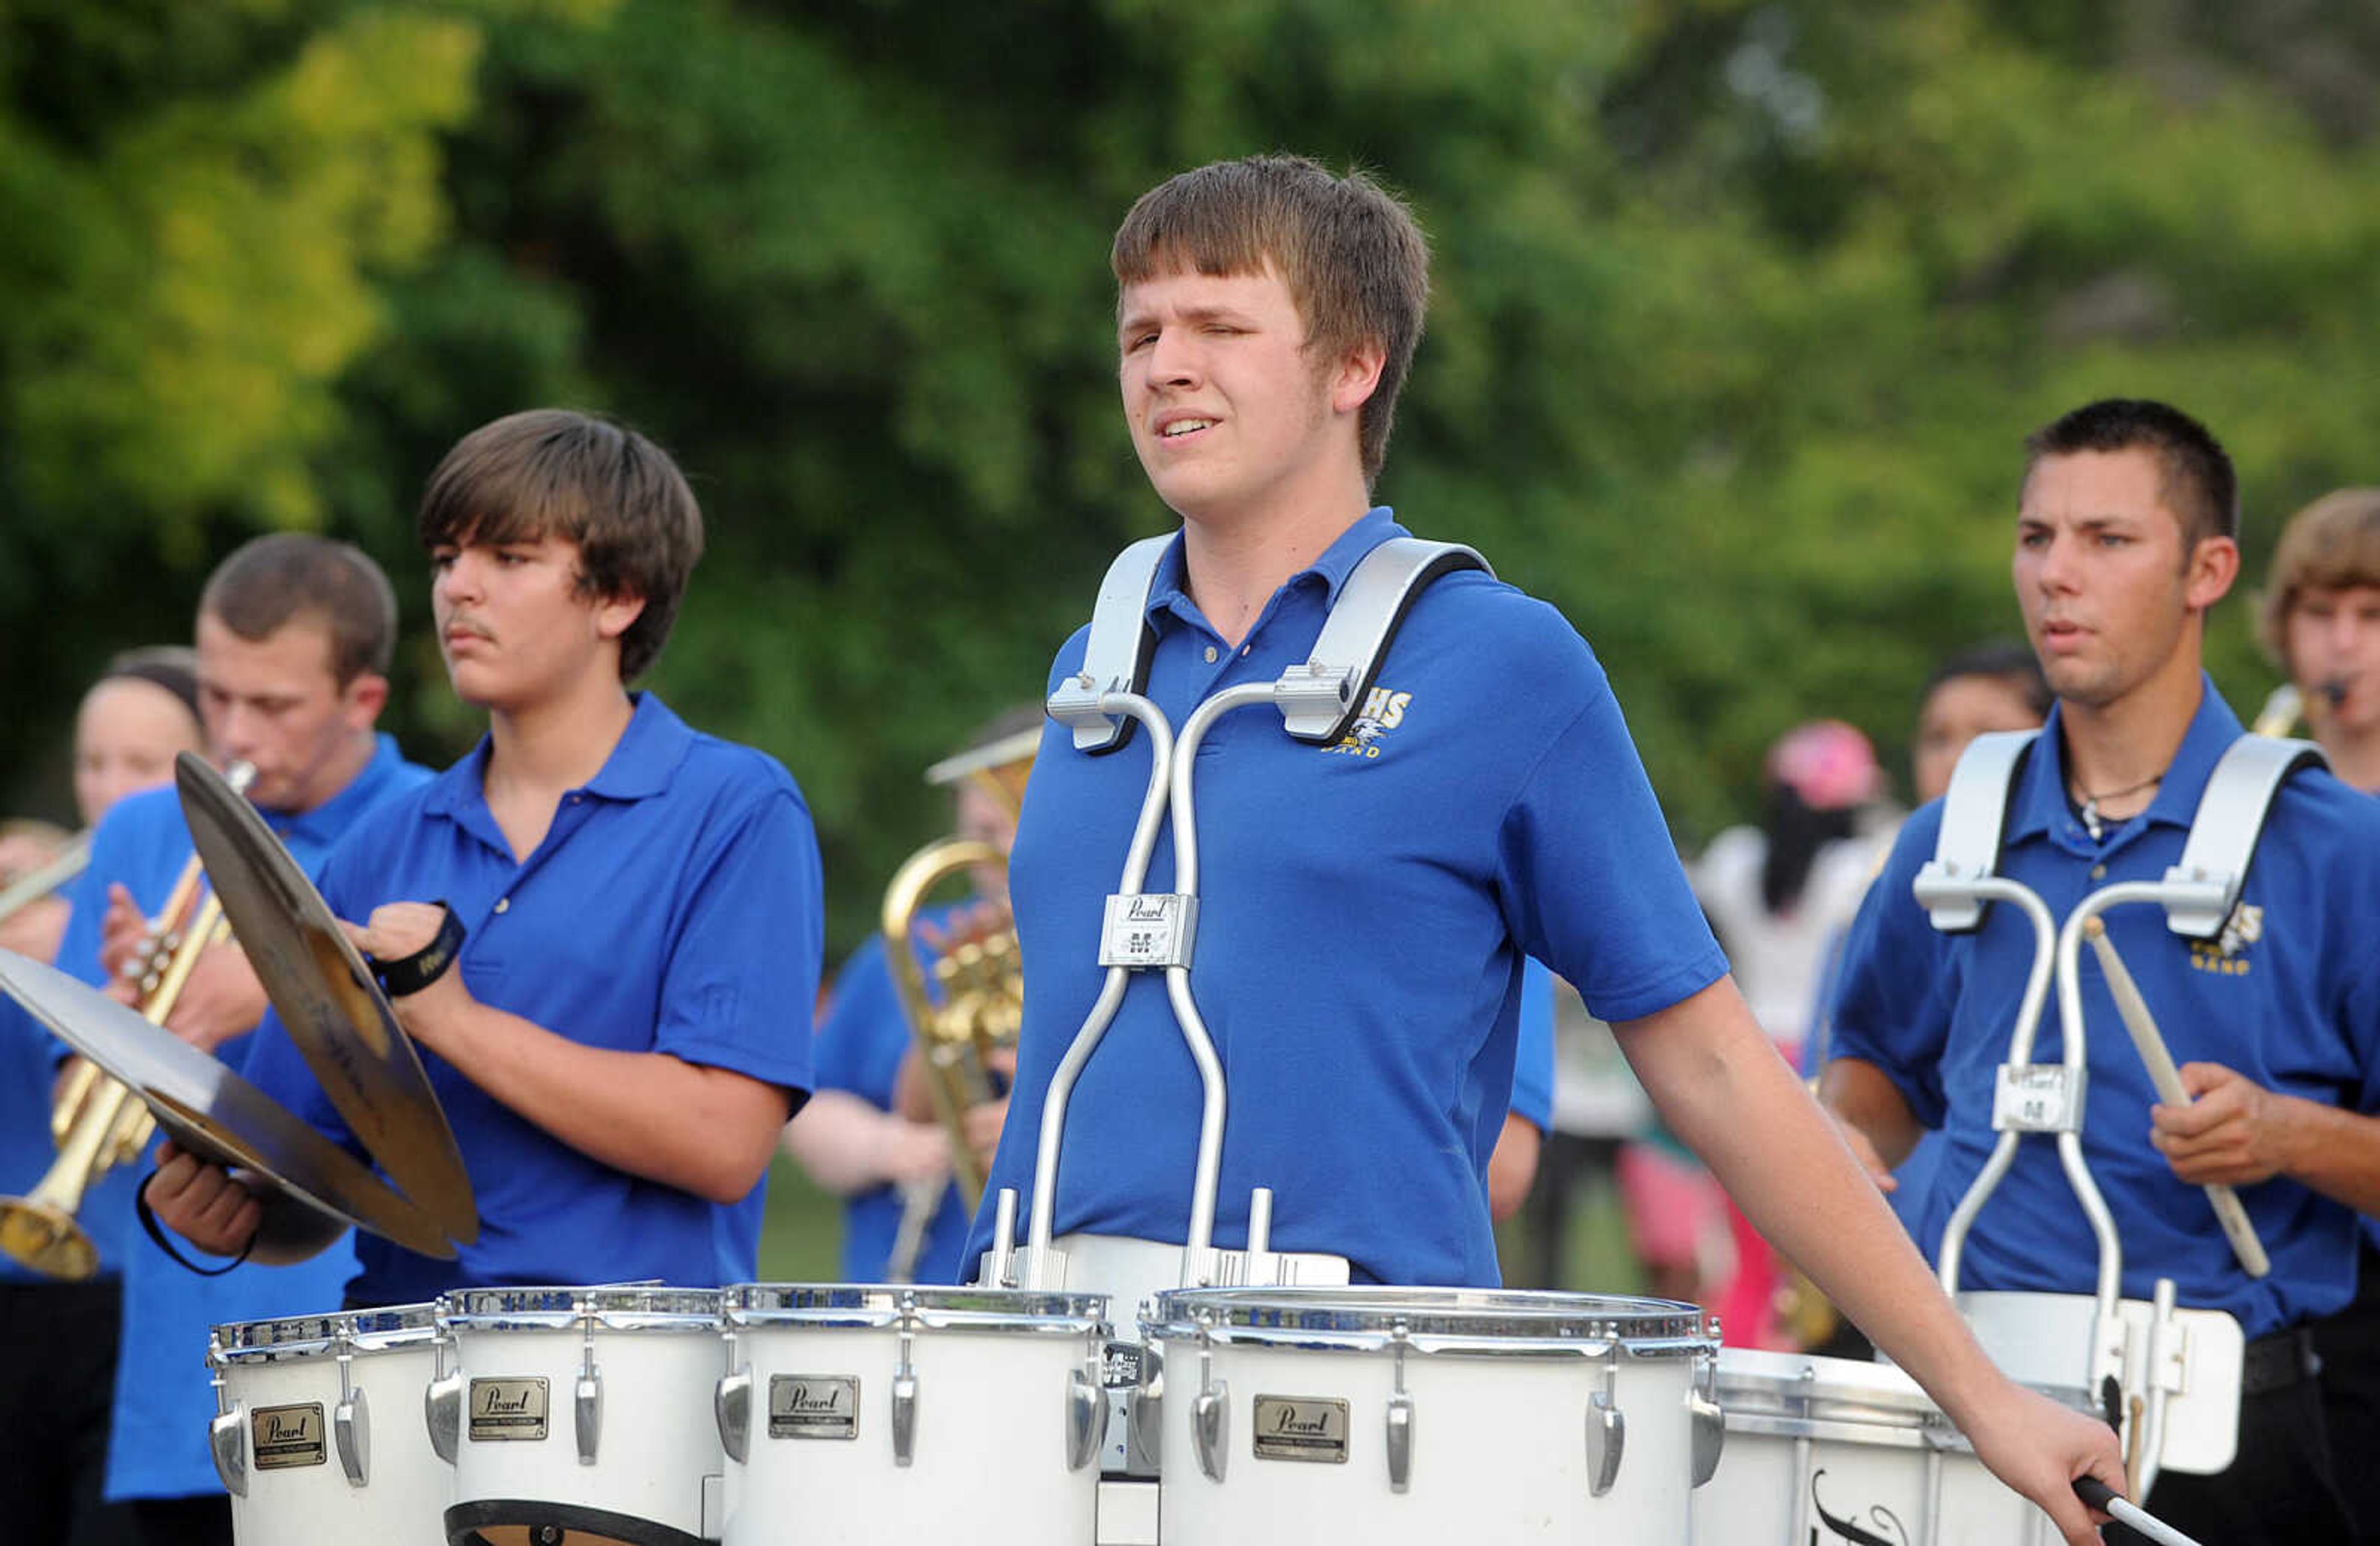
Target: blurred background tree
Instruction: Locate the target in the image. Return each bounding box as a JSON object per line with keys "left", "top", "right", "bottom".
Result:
{"left": 6, "top": 0, "right": 2379, "bottom": 953}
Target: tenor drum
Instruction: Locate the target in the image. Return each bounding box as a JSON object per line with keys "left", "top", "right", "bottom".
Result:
{"left": 1144, "top": 1288, "right": 1718, "bottom": 1542}
{"left": 208, "top": 1304, "right": 449, "bottom": 1546}
{"left": 715, "top": 1284, "right": 1109, "bottom": 1545}
{"left": 1688, "top": 1348, "right": 2066, "bottom": 1546}
{"left": 433, "top": 1286, "right": 724, "bottom": 1546}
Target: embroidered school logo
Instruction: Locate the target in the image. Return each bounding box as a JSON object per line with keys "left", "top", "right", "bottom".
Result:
{"left": 1326, "top": 685, "right": 1412, "bottom": 759}
{"left": 2188, "top": 901, "right": 2262, "bottom": 977}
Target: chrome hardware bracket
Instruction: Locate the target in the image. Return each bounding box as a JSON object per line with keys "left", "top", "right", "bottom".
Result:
{"left": 1585, "top": 1358, "right": 1625, "bottom": 1498}
{"left": 333, "top": 1342, "right": 370, "bottom": 1488}
{"left": 574, "top": 1322, "right": 602, "bottom": 1466}
{"left": 1067, "top": 1352, "right": 1104, "bottom": 1472}
{"left": 1385, "top": 1321, "right": 1416, "bottom": 1494}
{"left": 891, "top": 1301, "right": 920, "bottom": 1468}
{"left": 1192, "top": 1341, "right": 1228, "bottom": 1483}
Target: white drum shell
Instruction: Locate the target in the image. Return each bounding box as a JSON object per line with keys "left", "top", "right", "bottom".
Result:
{"left": 1149, "top": 1289, "right": 1710, "bottom": 1542}
{"left": 1690, "top": 1349, "right": 2061, "bottom": 1546}
{"left": 210, "top": 1310, "right": 447, "bottom": 1546}
{"left": 441, "top": 1289, "right": 723, "bottom": 1543}
{"left": 718, "top": 1284, "right": 1106, "bottom": 1546}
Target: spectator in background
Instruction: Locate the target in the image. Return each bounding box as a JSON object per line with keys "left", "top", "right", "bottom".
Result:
{"left": 1621, "top": 720, "right": 1890, "bottom": 1346}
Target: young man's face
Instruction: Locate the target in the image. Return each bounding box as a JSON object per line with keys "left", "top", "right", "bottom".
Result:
{"left": 2286, "top": 581, "right": 2380, "bottom": 736}
{"left": 431, "top": 532, "right": 643, "bottom": 712}
{"left": 2012, "top": 448, "right": 2233, "bottom": 711}
{"left": 195, "top": 612, "right": 384, "bottom": 813}
{"left": 1116, "top": 260, "right": 1370, "bottom": 527}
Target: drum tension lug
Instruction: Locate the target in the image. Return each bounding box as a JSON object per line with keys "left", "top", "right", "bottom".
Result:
{"left": 1192, "top": 1339, "right": 1228, "bottom": 1483}
{"left": 1585, "top": 1358, "right": 1625, "bottom": 1498}
{"left": 333, "top": 1342, "right": 370, "bottom": 1488}
{"left": 575, "top": 1329, "right": 603, "bottom": 1467}
{"left": 716, "top": 1362, "right": 754, "bottom": 1465}
{"left": 891, "top": 1312, "right": 920, "bottom": 1468}
{"left": 1385, "top": 1322, "right": 1414, "bottom": 1494}
{"left": 1688, "top": 1352, "right": 1724, "bottom": 1489}
{"left": 208, "top": 1404, "right": 248, "bottom": 1500}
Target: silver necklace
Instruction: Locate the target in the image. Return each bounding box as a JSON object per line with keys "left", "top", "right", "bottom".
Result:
{"left": 2074, "top": 771, "right": 2163, "bottom": 841}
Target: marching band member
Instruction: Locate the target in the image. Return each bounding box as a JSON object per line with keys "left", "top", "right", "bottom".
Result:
{"left": 967, "top": 153, "right": 2123, "bottom": 1544}
{"left": 791, "top": 706, "right": 1041, "bottom": 1284}
{"left": 24, "top": 537, "right": 430, "bottom": 1546}
{"left": 2257, "top": 485, "right": 2380, "bottom": 1541}
{"left": 148, "top": 409, "right": 821, "bottom": 1304}
{"left": 1824, "top": 400, "right": 2380, "bottom": 1544}
{"left": 1, "top": 647, "right": 207, "bottom": 1546}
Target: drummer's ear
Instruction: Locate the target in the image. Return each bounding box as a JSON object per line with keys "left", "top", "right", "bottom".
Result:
{"left": 341, "top": 671, "right": 390, "bottom": 729}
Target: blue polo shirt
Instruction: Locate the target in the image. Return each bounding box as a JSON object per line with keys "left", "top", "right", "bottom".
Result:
{"left": 61, "top": 738, "right": 433, "bottom": 1501}
{"left": 814, "top": 923, "right": 973, "bottom": 1284}
{"left": 240, "top": 694, "right": 821, "bottom": 1307}
{"left": 965, "top": 511, "right": 1727, "bottom": 1287}
{"left": 1829, "top": 682, "right": 2380, "bottom": 1339}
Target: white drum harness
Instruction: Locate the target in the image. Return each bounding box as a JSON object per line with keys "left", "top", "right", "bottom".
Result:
{"left": 1913, "top": 725, "right": 2325, "bottom": 1495}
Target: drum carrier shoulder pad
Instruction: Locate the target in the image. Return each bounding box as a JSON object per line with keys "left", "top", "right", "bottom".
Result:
{"left": 1919, "top": 728, "right": 2327, "bottom": 938}
{"left": 1047, "top": 535, "right": 1491, "bottom": 753}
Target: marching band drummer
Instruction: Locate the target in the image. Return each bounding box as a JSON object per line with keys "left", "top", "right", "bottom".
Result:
{"left": 2256, "top": 485, "right": 2380, "bottom": 1542}
{"left": 1823, "top": 401, "right": 2380, "bottom": 1544}
{"left": 17, "top": 539, "right": 434, "bottom": 1546}
{"left": 964, "top": 152, "right": 2124, "bottom": 1544}
{"left": 1, "top": 646, "right": 208, "bottom": 1546}
{"left": 146, "top": 409, "right": 821, "bottom": 1304}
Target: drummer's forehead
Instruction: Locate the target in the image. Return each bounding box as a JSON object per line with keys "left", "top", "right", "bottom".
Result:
{"left": 428, "top": 510, "right": 583, "bottom": 554}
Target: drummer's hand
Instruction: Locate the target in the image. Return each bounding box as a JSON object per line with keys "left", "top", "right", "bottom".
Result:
{"left": 1960, "top": 1380, "right": 2124, "bottom": 1545}
{"left": 97, "top": 884, "right": 151, "bottom": 986}
{"left": 1827, "top": 1109, "right": 1898, "bottom": 1192}
{"left": 341, "top": 903, "right": 471, "bottom": 1035}
{"left": 2151, "top": 1061, "right": 2297, "bottom": 1186}
{"left": 162, "top": 941, "right": 270, "bottom": 1053}
{"left": 145, "top": 1139, "right": 262, "bottom": 1259}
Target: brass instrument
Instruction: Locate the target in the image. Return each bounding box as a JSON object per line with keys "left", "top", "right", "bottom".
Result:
{"left": 877, "top": 725, "right": 1038, "bottom": 1282}
{"left": 0, "top": 763, "right": 253, "bottom": 1279}
{"left": 0, "top": 828, "right": 90, "bottom": 927}
{"left": 2252, "top": 683, "right": 2304, "bottom": 738}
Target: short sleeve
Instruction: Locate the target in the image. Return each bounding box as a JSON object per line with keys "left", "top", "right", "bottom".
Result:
{"left": 650, "top": 782, "right": 821, "bottom": 1098}
{"left": 1824, "top": 810, "right": 1957, "bottom": 1128}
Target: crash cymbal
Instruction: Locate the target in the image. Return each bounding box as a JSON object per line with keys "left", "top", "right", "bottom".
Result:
{"left": 175, "top": 753, "right": 478, "bottom": 1246}
{"left": 0, "top": 948, "right": 456, "bottom": 1258}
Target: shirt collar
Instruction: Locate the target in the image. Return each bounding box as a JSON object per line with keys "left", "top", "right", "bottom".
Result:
{"left": 1141, "top": 507, "right": 1409, "bottom": 627}
{"left": 269, "top": 733, "right": 409, "bottom": 843}
{"left": 420, "top": 692, "right": 694, "bottom": 819}
{"left": 2007, "top": 672, "right": 2246, "bottom": 842}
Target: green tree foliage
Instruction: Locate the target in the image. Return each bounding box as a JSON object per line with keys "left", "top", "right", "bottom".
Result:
{"left": 5, "top": 0, "right": 2379, "bottom": 950}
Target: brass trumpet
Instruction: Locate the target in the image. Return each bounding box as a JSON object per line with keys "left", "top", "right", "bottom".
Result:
{"left": 0, "top": 762, "right": 253, "bottom": 1279}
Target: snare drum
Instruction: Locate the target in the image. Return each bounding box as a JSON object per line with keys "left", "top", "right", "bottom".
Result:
{"left": 208, "top": 1304, "right": 448, "bottom": 1545}
{"left": 1144, "top": 1288, "right": 1719, "bottom": 1542}
{"left": 1688, "top": 1348, "right": 2067, "bottom": 1546}
{"left": 432, "top": 1286, "right": 724, "bottom": 1546}
{"left": 715, "top": 1284, "right": 1109, "bottom": 1545}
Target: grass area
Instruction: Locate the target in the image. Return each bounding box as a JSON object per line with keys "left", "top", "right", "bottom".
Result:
{"left": 754, "top": 1155, "right": 850, "bottom": 1283}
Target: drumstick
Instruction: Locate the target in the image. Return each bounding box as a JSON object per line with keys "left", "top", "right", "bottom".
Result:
{"left": 2084, "top": 919, "right": 2271, "bottom": 1279}
{"left": 2074, "top": 1477, "right": 2202, "bottom": 1546}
